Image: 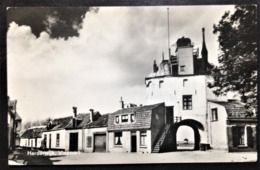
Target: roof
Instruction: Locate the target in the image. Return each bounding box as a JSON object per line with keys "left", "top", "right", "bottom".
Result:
{"left": 49, "top": 116, "right": 73, "bottom": 130}
{"left": 84, "top": 114, "right": 109, "bottom": 129}
{"left": 65, "top": 113, "right": 90, "bottom": 129}
{"left": 208, "top": 99, "right": 256, "bottom": 118}
{"left": 107, "top": 103, "right": 164, "bottom": 131}
{"left": 21, "top": 127, "right": 46, "bottom": 139}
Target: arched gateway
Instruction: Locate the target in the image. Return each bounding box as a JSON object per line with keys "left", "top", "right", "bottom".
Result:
{"left": 160, "top": 119, "right": 204, "bottom": 152}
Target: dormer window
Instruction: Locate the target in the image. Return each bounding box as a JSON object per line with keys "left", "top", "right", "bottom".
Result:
{"left": 130, "top": 113, "right": 135, "bottom": 122}
{"left": 115, "top": 115, "right": 119, "bottom": 123}
{"left": 121, "top": 115, "right": 128, "bottom": 123}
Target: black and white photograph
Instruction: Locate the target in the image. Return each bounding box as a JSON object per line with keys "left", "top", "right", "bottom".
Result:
{"left": 5, "top": 4, "right": 257, "bottom": 166}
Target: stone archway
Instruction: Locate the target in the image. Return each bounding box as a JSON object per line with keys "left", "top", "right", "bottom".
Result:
{"left": 172, "top": 119, "right": 204, "bottom": 151}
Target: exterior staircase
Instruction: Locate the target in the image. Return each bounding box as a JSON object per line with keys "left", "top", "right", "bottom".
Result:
{"left": 152, "top": 124, "right": 171, "bottom": 153}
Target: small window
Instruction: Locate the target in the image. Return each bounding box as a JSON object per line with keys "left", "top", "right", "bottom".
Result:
{"left": 130, "top": 113, "right": 135, "bottom": 122}
{"left": 211, "top": 108, "right": 218, "bottom": 121}
{"left": 115, "top": 115, "right": 119, "bottom": 123}
{"left": 183, "top": 95, "right": 192, "bottom": 110}
{"left": 159, "top": 80, "right": 164, "bottom": 88}
{"left": 121, "top": 115, "right": 128, "bottom": 123}
{"left": 140, "top": 131, "right": 147, "bottom": 146}
{"left": 87, "top": 136, "right": 92, "bottom": 148}
{"left": 180, "top": 65, "right": 185, "bottom": 72}
{"left": 114, "top": 132, "right": 122, "bottom": 145}
{"left": 183, "top": 79, "right": 188, "bottom": 87}
{"left": 146, "top": 81, "right": 152, "bottom": 87}
{"left": 56, "top": 133, "right": 60, "bottom": 147}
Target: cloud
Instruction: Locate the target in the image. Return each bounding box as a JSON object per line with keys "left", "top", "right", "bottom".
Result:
{"left": 7, "top": 6, "right": 235, "bottom": 122}
{"left": 7, "top": 7, "right": 98, "bottom": 39}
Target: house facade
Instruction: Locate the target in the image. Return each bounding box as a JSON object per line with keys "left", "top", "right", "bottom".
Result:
{"left": 83, "top": 114, "right": 108, "bottom": 152}
{"left": 107, "top": 103, "right": 167, "bottom": 153}
{"left": 42, "top": 108, "right": 101, "bottom": 151}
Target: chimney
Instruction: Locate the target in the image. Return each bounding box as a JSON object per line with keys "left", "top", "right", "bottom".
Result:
{"left": 153, "top": 60, "right": 158, "bottom": 73}
{"left": 89, "top": 109, "right": 94, "bottom": 122}
{"left": 120, "top": 97, "right": 125, "bottom": 109}
{"left": 73, "top": 107, "right": 77, "bottom": 118}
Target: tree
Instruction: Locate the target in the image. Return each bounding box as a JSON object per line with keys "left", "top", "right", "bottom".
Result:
{"left": 208, "top": 5, "right": 257, "bottom": 105}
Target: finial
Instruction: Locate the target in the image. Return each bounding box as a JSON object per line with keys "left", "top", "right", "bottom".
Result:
{"left": 162, "top": 52, "right": 164, "bottom": 60}
{"left": 202, "top": 27, "right": 205, "bottom": 32}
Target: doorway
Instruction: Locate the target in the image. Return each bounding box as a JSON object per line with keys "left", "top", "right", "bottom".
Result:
{"left": 69, "top": 133, "right": 78, "bottom": 151}
{"left": 49, "top": 134, "right": 51, "bottom": 149}
{"left": 94, "top": 134, "right": 106, "bottom": 152}
{"left": 131, "top": 132, "right": 137, "bottom": 152}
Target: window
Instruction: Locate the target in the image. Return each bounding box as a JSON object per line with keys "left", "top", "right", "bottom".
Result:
{"left": 183, "top": 95, "right": 192, "bottom": 110}
{"left": 146, "top": 81, "right": 152, "bottom": 87}
{"left": 121, "top": 115, "right": 128, "bottom": 123}
{"left": 130, "top": 113, "right": 135, "bottom": 122}
{"left": 180, "top": 65, "right": 185, "bottom": 72}
{"left": 183, "top": 79, "right": 188, "bottom": 87}
{"left": 56, "top": 133, "right": 60, "bottom": 147}
{"left": 140, "top": 131, "right": 147, "bottom": 146}
{"left": 114, "top": 132, "right": 122, "bottom": 145}
{"left": 211, "top": 108, "right": 218, "bottom": 121}
{"left": 87, "top": 136, "right": 92, "bottom": 148}
{"left": 159, "top": 80, "right": 164, "bottom": 88}
{"left": 115, "top": 115, "right": 119, "bottom": 123}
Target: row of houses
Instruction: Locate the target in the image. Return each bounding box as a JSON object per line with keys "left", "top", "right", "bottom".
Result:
{"left": 20, "top": 100, "right": 257, "bottom": 153}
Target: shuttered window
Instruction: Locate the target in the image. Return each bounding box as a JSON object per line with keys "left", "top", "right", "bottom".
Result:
{"left": 87, "top": 136, "right": 92, "bottom": 148}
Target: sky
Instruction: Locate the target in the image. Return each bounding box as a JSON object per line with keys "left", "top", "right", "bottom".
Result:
{"left": 7, "top": 6, "right": 235, "bottom": 122}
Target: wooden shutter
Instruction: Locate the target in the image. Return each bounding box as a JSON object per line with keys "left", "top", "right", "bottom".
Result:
{"left": 247, "top": 126, "right": 253, "bottom": 148}
{"left": 232, "top": 126, "right": 239, "bottom": 147}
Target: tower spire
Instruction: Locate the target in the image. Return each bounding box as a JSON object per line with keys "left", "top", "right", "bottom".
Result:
{"left": 167, "top": 8, "right": 171, "bottom": 59}
{"left": 201, "top": 28, "right": 208, "bottom": 72}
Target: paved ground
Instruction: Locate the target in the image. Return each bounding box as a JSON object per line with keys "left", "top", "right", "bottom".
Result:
{"left": 49, "top": 150, "right": 257, "bottom": 165}
{"left": 9, "top": 148, "right": 257, "bottom": 165}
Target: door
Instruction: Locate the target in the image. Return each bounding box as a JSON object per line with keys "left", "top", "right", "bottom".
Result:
{"left": 131, "top": 132, "right": 137, "bottom": 152}
{"left": 69, "top": 133, "right": 78, "bottom": 151}
{"left": 49, "top": 134, "right": 51, "bottom": 149}
{"left": 166, "top": 106, "right": 174, "bottom": 124}
{"left": 94, "top": 134, "right": 106, "bottom": 152}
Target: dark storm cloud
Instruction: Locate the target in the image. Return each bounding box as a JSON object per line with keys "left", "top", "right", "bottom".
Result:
{"left": 7, "top": 7, "right": 98, "bottom": 39}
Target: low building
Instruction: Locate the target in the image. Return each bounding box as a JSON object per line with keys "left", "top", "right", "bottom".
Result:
{"left": 83, "top": 114, "right": 108, "bottom": 153}
{"left": 107, "top": 103, "right": 167, "bottom": 153}
{"left": 208, "top": 100, "right": 257, "bottom": 152}
{"left": 20, "top": 126, "right": 46, "bottom": 148}
{"left": 42, "top": 108, "right": 101, "bottom": 151}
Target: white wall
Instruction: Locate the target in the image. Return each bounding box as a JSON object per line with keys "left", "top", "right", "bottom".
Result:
{"left": 145, "top": 75, "right": 208, "bottom": 143}
{"left": 83, "top": 127, "right": 107, "bottom": 152}
{"left": 177, "top": 47, "right": 194, "bottom": 75}
{"left": 42, "top": 129, "right": 66, "bottom": 150}
{"left": 65, "top": 129, "right": 83, "bottom": 151}
{"left": 208, "top": 102, "right": 228, "bottom": 150}
{"left": 108, "top": 130, "right": 152, "bottom": 153}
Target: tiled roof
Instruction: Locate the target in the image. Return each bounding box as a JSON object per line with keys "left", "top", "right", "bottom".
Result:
{"left": 107, "top": 103, "right": 164, "bottom": 131}
{"left": 50, "top": 116, "right": 73, "bottom": 130}
{"left": 208, "top": 100, "right": 256, "bottom": 118}
{"left": 65, "top": 113, "right": 90, "bottom": 129}
{"left": 84, "top": 114, "right": 109, "bottom": 129}
{"left": 21, "top": 127, "right": 46, "bottom": 138}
